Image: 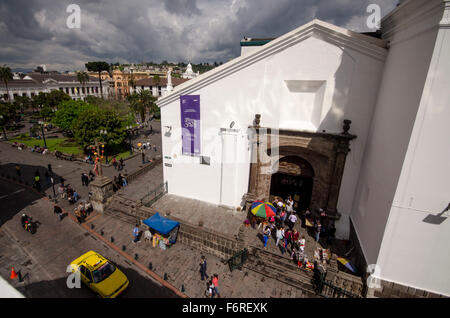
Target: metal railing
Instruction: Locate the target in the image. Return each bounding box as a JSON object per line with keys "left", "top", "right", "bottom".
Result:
{"left": 140, "top": 181, "right": 168, "bottom": 207}
{"left": 313, "top": 270, "right": 362, "bottom": 298}
{"left": 228, "top": 248, "right": 249, "bottom": 272}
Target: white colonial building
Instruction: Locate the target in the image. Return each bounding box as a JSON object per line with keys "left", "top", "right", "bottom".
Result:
{"left": 0, "top": 72, "right": 110, "bottom": 102}
{"left": 157, "top": 0, "right": 450, "bottom": 297}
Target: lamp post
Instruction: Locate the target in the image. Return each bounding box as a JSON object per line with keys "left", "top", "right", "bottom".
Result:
{"left": 100, "top": 129, "right": 108, "bottom": 164}
{"left": 126, "top": 125, "right": 133, "bottom": 155}
{"left": 38, "top": 120, "right": 47, "bottom": 148}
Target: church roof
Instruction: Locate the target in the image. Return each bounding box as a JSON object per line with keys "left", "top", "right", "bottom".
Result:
{"left": 157, "top": 19, "right": 388, "bottom": 108}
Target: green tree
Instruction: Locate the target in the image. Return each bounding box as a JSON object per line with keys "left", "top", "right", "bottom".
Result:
{"left": 13, "top": 95, "right": 31, "bottom": 114}
{"left": 46, "top": 90, "right": 71, "bottom": 108}
{"left": 73, "top": 107, "right": 126, "bottom": 149}
{"left": 0, "top": 101, "right": 16, "bottom": 139}
{"left": 85, "top": 62, "right": 110, "bottom": 98}
{"left": 0, "top": 65, "right": 13, "bottom": 102}
{"left": 127, "top": 90, "right": 156, "bottom": 123}
{"left": 77, "top": 71, "right": 90, "bottom": 96}
{"left": 53, "top": 99, "right": 93, "bottom": 132}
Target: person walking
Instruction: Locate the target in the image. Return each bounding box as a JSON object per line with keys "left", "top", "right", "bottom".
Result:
{"left": 315, "top": 220, "right": 322, "bottom": 242}
{"left": 74, "top": 208, "right": 83, "bottom": 224}
{"left": 47, "top": 163, "right": 52, "bottom": 174}
{"left": 81, "top": 173, "right": 86, "bottom": 186}
{"left": 54, "top": 205, "right": 63, "bottom": 221}
{"left": 34, "top": 174, "right": 41, "bottom": 191}
{"left": 275, "top": 226, "right": 285, "bottom": 249}
{"left": 112, "top": 157, "right": 117, "bottom": 170}
{"left": 262, "top": 225, "right": 271, "bottom": 248}
{"left": 212, "top": 274, "right": 221, "bottom": 298}
{"left": 199, "top": 256, "right": 208, "bottom": 281}
{"left": 286, "top": 196, "right": 294, "bottom": 213}
{"left": 288, "top": 212, "right": 297, "bottom": 230}
{"left": 15, "top": 164, "right": 21, "bottom": 177}
{"left": 132, "top": 223, "right": 140, "bottom": 243}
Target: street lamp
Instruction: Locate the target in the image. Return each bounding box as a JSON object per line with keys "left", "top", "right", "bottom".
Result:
{"left": 100, "top": 129, "right": 108, "bottom": 164}
{"left": 38, "top": 120, "right": 47, "bottom": 148}
{"left": 126, "top": 125, "right": 133, "bottom": 155}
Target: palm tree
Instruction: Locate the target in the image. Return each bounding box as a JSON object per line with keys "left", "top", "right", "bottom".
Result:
{"left": 127, "top": 90, "right": 155, "bottom": 123}
{"left": 85, "top": 62, "right": 110, "bottom": 99}
{"left": 0, "top": 65, "right": 13, "bottom": 102}
{"left": 77, "top": 71, "right": 90, "bottom": 98}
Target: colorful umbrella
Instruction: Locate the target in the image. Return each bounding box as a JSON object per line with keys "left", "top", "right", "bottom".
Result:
{"left": 337, "top": 257, "right": 357, "bottom": 273}
{"left": 250, "top": 201, "right": 276, "bottom": 218}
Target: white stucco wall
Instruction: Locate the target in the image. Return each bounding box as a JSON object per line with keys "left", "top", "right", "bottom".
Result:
{"left": 160, "top": 28, "right": 386, "bottom": 216}
{"left": 375, "top": 1, "right": 450, "bottom": 296}
{"left": 350, "top": 0, "right": 446, "bottom": 292}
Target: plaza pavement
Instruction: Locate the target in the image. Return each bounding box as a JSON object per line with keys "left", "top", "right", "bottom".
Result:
{"left": 0, "top": 135, "right": 311, "bottom": 298}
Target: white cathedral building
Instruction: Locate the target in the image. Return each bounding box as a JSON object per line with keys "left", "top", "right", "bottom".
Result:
{"left": 157, "top": 0, "right": 450, "bottom": 297}
{"left": 181, "top": 63, "right": 199, "bottom": 79}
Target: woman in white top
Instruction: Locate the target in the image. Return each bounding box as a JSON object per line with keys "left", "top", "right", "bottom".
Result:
{"left": 275, "top": 227, "right": 285, "bottom": 247}
{"left": 286, "top": 196, "right": 294, "bottom": 213}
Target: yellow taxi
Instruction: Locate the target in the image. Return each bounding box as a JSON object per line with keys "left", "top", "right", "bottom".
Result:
{"left": 69, "top": 251, "right": 129, "bottom": 298}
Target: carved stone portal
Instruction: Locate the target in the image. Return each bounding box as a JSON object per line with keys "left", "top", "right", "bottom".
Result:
{"left": 246, "top": 123, "right": 356, "bottom": 221}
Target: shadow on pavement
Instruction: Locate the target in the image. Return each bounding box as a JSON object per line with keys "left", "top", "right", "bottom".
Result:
{"left": 15, "top": 264, "right": 180, "bottom": 298}
{"left": 0, "top": 162, "right": 63, "bottom": 228}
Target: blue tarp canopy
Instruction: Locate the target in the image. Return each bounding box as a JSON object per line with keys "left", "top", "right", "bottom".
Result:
{"left": 142, "top": 213, "right": 180, "bottom": 235}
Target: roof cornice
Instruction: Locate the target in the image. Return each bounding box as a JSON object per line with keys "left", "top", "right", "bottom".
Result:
{"left": 381, "top": 0, "right": 444, "bottom": 41}
{"left": 157, "top": 19, "right": 388, "bottom": 108}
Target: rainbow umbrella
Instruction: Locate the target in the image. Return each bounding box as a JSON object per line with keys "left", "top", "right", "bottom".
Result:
{"left": 337, "top": 257, "right": 357, "bottom": 273}
{"left": 250, "top": 201, "right": 276, "bottom": 218}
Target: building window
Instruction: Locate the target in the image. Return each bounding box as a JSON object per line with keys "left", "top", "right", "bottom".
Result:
{"left": 158, "top": 86, "right": 161, "bottom": 96}
{"left": 31, "top": 93, "right": 35, "bottom": 97}
{"left": 96, "top": 87, "right": 99, "bottom": 93}
{"left": 22, "top": 93, "right": 26, "bottom": 97}
{"left": 59, "top": 87, "right": 64, "bottom": 91}
{"left": 71, "top": 87, "right": 75, "bottom": 94}
{"left": 82, "top": 87, "right": 85, "bottom": 94}
{"left": 65, "top": 88, "right": 69, "bottom": 94}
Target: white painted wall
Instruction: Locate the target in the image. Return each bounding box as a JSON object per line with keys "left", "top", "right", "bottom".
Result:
{"left": 350, "top": 0, "right": 442, "bottom": 266}
{"left": 160, "top": 30, "right": 386, "bottom": 216}
{"left": 375, "top": 0, "right": 450, "bottom": 296}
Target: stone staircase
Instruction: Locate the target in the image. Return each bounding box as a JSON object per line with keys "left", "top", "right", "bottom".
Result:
{"left": 104, "top": 194, "right": 364, "bottom": 298}
{"left": 244, "top": 246, "right": 318, "bottom": 297}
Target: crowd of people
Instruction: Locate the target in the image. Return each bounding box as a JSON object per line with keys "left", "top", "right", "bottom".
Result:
{"left": 246, "top": 195, "right": 337, "bottom": 270}
{"left": 112, "top": 173, "right": 128, "bottom": 192}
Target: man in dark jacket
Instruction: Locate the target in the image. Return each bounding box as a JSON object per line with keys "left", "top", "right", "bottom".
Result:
{"left": 199, "top": 256, "right": 208, "bottom": 281}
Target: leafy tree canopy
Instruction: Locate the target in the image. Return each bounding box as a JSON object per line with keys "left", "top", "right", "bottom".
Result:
{"left": 73, "top": 107, "right": 126, "bottom": 148}
{"left": 53, "top": 100, "right": 93, "bottom": 131}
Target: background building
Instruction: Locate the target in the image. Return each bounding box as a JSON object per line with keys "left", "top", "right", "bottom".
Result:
{"left": 0, "top": 72, "right": 109, "bottom": 101}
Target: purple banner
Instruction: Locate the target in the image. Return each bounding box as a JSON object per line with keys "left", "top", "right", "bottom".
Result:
{"left": 180, "top": 95, "right": 201, "bottom": 156}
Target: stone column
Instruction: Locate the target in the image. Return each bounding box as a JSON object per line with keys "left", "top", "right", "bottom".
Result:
{"left": 89, "top": 176, "right": 114, "bottom": 213}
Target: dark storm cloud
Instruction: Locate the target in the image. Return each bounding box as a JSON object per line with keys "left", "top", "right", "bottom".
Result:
{"left": 0, "top": 0, "right": 397, "bottom": 71}
{"left": 164, "top": 0, "right": 201, "bottom": 16}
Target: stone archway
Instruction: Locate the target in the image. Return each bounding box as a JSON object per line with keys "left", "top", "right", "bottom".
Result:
{"left": 270, "top": 156, "right": 315, "bottom": 211}
{"left": 245, "top": 117, "right": 356, "bottom": 222}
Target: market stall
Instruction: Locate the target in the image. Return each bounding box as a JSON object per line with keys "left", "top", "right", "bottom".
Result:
{"left": 142, "top": 213, "right": 180, "bottom": 250}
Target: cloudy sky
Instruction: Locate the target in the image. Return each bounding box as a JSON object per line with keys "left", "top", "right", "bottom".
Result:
{"left": 0, "top": 0, "right": 397, "bottom": 71}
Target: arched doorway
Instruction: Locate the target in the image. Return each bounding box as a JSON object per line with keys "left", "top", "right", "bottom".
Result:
{"left": 269, "top": 156, "right": 315, "bottom": 212}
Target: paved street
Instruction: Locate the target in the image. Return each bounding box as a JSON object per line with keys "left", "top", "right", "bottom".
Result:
{"left": 0, "top": 178, "right": 178, "bottom": 298}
